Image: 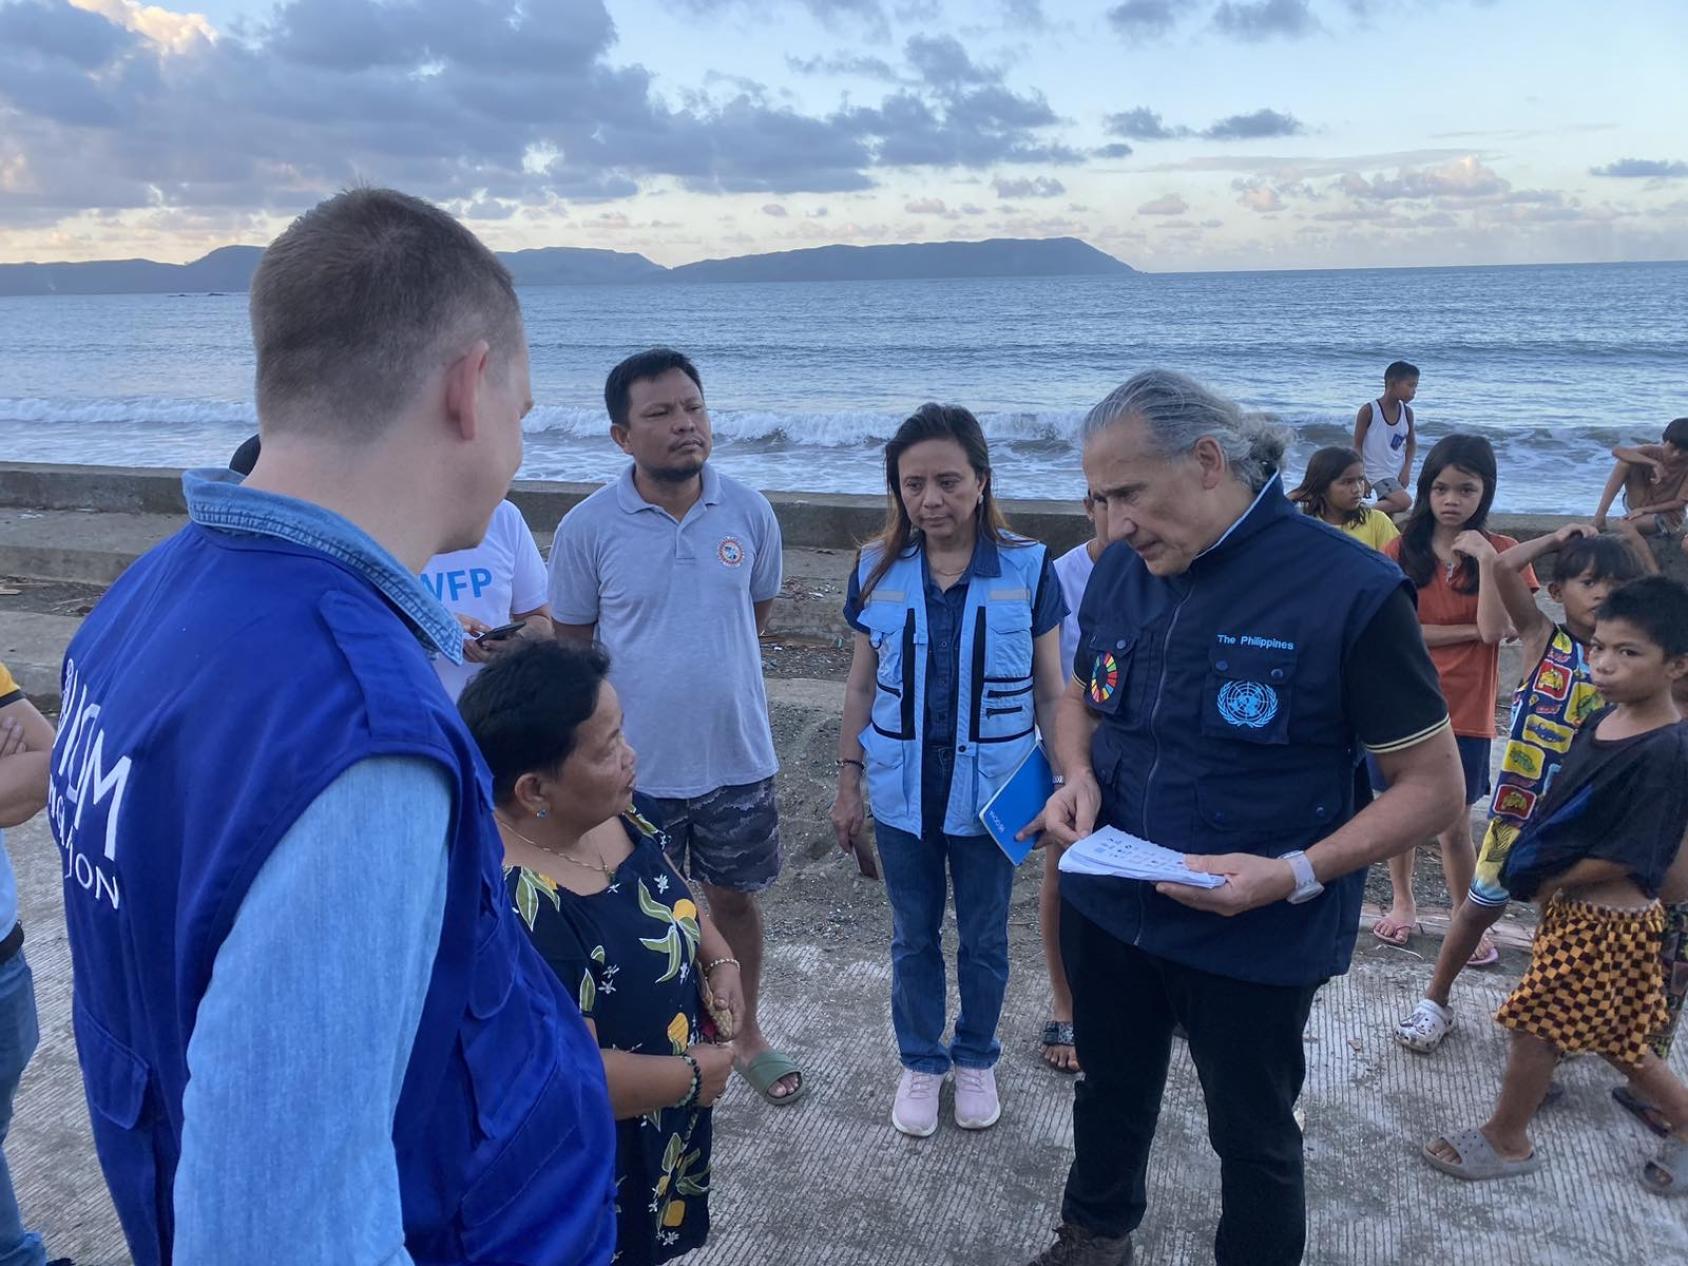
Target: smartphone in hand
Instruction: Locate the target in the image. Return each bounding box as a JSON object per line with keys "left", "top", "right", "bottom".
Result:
{"left": 473, "top": 620, "right": 527, "bottom": 643}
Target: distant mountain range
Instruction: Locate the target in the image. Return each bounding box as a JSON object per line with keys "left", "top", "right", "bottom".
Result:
{"left": 0, "top": 236, "right": 1133, "bottom": 296}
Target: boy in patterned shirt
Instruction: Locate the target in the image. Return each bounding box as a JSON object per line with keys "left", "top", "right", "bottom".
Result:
{"left": 1421, "top": 576, "right": 1688, "bottom": 1194}
{"left": 1395, "top": 527, "right": 1646, "bottom": 1052}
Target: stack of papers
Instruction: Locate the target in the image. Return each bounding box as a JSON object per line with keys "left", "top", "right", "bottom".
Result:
{"left": 1058, "top": 826, "right": 1226, "bottom": 888}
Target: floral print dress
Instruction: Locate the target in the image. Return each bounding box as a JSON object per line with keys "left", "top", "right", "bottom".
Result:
{"left": 505, "top": 802, "right": 711, "bottom": 1264}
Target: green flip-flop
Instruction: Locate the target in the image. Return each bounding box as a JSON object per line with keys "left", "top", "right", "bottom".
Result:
{"left": 737, "top": 1049, "right": 807, "bottom": 1106}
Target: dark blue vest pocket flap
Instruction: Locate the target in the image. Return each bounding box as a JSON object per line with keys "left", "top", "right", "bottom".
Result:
{"left": 458, "top": 1057, "right": 582, "bottom": 1232}
{"left": 1201, "top": 646, "right": 1295, "bottom": 744}
{"left": 73, "top": 1000, "right": 149, "bottom": 1130}
{"left": 1196, "top": 773, "right": 1342, "bottom": 837}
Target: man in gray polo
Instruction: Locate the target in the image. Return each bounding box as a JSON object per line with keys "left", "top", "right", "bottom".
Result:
{"left": 549, "top": 347, "right": 802, "bottom": 1103}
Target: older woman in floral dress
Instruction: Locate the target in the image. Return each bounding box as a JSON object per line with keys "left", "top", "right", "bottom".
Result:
{"left": 460, "top": 641, "right": 742, "bottom": 1264}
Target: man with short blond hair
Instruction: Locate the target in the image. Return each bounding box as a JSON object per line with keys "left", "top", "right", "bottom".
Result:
{"left": 52, "top": 188, "right": 614, "bottom": 1266}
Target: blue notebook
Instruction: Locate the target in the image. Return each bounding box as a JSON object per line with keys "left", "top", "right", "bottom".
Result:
{"left": 978, "top": 742, "right": 1054, "bottom": 865}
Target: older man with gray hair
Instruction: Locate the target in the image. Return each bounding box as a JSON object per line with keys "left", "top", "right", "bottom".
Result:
{"left": 1024, "top": 370, "right": 1461, "bottom": 1266}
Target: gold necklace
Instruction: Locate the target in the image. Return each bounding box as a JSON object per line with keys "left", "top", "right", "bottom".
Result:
{"left": 495, "top": 813, "right": 618, "bottom": 878}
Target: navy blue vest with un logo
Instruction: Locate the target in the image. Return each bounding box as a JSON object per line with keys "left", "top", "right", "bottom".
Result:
{"left": 48, "top": 524, "right": 615, "bottom": 1265}
{"left": 1063, "top": 478, "right": 1410, "bottom": 987}
{"left": 855, "top": 538, "right": 1047, "bottom": 836}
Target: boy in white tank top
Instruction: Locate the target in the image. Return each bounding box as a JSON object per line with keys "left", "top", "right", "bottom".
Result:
{"left": 1354, "top": 360, "right": 1419, "bottom": 513}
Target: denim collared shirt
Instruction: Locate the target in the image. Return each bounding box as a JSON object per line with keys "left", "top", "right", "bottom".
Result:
{"left": 183, "top": 467, "right": 465, "bottom": 663}
{"left": 172, "top": 468, "right": 456, "bottom": 1266}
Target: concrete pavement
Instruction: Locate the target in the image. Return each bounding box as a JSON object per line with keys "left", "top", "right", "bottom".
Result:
{"left": 6, "top": 807, "right": 1685, "bottom": 1266}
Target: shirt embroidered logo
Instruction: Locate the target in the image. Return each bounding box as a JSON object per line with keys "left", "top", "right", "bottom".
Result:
{"left": 1090, "top": 651, "right": 1118, "bottom": 705}
{"left": 717, "top": 537, "right": 745, "bottom": 567}
{"left": 1217, "top": 680, "right": 1279, "bottom": 729}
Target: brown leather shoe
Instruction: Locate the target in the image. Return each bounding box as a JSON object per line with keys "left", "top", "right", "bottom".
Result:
{"left": 1025, "top": 1223, "right": 1133, "bottom": 1265}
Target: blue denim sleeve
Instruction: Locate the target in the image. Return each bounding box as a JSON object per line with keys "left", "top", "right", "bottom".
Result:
{"left": 174, "top": 756, "right": 452, "bottom": 1266}
{"left": 1032, "top": 549, "right": 1068, "bottom": 638}
{"left": 842, "top": 565, "right": 866, "bottom": 633}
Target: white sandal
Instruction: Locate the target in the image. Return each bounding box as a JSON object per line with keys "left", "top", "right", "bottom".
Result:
{"left": 1395, "top": 999, "right": 1454, "bottom": 1053}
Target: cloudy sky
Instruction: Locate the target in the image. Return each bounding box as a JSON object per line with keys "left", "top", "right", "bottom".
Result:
{"left": 1, "top": 0, "right": 1685, "bottom": 270}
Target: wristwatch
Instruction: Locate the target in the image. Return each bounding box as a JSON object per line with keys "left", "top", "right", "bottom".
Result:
{"left": 1280, "top": 850, "right": 1324, "bottom": 904}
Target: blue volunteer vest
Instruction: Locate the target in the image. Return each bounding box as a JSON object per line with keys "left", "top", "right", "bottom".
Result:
{"left": 49, "top": 523, "right": 615, "bottom": 1265}
{"left": 1062, "top": 479, "right": 1411, "bottom": 986}
{"left": 855, "top": 537, "right": 1047, "bottom": 836}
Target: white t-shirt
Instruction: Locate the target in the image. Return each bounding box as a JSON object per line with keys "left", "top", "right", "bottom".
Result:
{"left": 1053, "top": 541, "right": 1098, "bottom": 683}
{"left": 420, "top": 499, "right": 549, "bottom": 701}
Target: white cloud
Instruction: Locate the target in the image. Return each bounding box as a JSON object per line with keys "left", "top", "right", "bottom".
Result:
{"left": 68, "top": 0, "right": 214, "bottom": 53}
{"left": 1338, "top": 155, "right": 1510, "bottom": 201}
{"left": 1137, "top": 193, "right": 1189, "bottom": 215}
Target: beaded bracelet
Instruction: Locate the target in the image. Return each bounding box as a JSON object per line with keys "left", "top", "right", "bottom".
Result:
{"left": 677, "top": 1052, "right": 702, "bottom": 1109}
{"left": 703, "top": 957, "right": 740, "bottom": 975}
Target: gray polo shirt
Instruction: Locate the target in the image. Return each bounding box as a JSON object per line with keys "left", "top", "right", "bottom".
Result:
{"left": 548, "top": 463, "right": 783, "bottom": 799}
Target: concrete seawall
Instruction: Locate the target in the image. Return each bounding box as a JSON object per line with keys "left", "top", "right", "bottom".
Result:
{"left": 0, "top": 459, "right": 1626, "bottom": 556}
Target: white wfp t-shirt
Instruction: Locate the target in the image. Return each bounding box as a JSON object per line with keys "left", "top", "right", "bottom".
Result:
{"left": 420, "top": 500, "right": 549, "bottom": 701}
{"left": 1053, "top": 541, "right": 1097, "bottom": 684}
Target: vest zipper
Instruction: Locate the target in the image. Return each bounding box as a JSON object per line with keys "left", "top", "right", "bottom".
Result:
{"left": 1138, "top": 585, "right": 1192, "bottom": 945}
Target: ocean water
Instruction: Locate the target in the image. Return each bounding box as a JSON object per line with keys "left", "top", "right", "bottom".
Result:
{"left": 1, "top": 261, "right": 1682, "bottom": 514}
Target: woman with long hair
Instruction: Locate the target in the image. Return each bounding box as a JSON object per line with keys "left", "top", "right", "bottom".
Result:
{"left": 830, "top": 403, "right": 1068, "bottom": 1138}
{"left": 1370, "top": 434, "right": 1535, "bottom": 965}
{"left": 1289, "top": 445, "right": 1400, "bottom": 551}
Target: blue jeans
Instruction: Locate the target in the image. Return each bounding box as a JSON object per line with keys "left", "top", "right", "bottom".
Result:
{"left": 0, "top": 951, "right": 44, "bottom": 1266}
{"left": 874, "top": 821, "right": 1015, "bottom": 1074}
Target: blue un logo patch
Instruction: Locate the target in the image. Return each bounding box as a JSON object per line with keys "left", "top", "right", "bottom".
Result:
{"left": 1217, "top": 680, "right": 1279, "bottom": 729}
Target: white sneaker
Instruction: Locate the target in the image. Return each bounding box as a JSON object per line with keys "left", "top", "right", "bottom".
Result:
{"left": 1395, "top": 998, "right": 1455, "bottom": 1053}
{"left": 892, "top": 1069, "right": 942, "bottom": 1137}
{"left": 954, "top": 1066, "right": 1001, "bottom": 1130}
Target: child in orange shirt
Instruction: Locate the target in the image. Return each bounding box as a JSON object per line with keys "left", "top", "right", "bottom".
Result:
{"left": 1371, "top": 435, "right": 1534, "bottom": 964}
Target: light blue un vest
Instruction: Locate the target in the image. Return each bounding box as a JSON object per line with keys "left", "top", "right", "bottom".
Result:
{"left": 855, "top": 538, "right": 1046, "bottom": 836}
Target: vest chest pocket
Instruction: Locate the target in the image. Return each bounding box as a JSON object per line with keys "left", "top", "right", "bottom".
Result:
{"left": 977, "top": 601, "right": 1036, "bottom": 743}
{"left": 1201, "top": 646, "right": 1295, "bottom": 745}
{"left": 1081, "top": 629, "right": 1136, "bottom": 719}
{"left": 861, "top": 600, "right": 919, "bottom": 741}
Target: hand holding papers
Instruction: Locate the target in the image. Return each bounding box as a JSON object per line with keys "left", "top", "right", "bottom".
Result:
{"left": 1057, "top": 826, "right": 1226, "bottom": 889}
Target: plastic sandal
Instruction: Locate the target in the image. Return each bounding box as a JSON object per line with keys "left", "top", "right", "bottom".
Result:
{"left": 1371, "top": 916, "right": 1419, "bottom": 947}
{"left": 1042, "top": 1021, "right": 1081, "bottom": 1073}
{"left": 1422, "top": 1126, "right": 1543, "bottom": 1181}
{"left": 737, "top": 1049, "right": 806, "bottom": 1106}
{"left": 1613, "top": 1085, "right": 1673, "bottom": 1138}
{"left": 1642, "top": 1137, "right": 1688, "bottom": 1197}
{"left": 1466, "top": 934, "right": 1501, "bottom": 968}
{"left": 1395, "top": 999, "right": 1455, "bottom": 1053}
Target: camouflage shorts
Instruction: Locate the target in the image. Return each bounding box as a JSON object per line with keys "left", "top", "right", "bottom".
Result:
{"left": 648, "top": 777, "right": 782, "bottom": 894}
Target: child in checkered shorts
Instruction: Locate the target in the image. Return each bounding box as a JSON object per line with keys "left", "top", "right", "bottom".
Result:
{"left": 1421, "top": 576, "right": 1688, "bottom": 1196}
